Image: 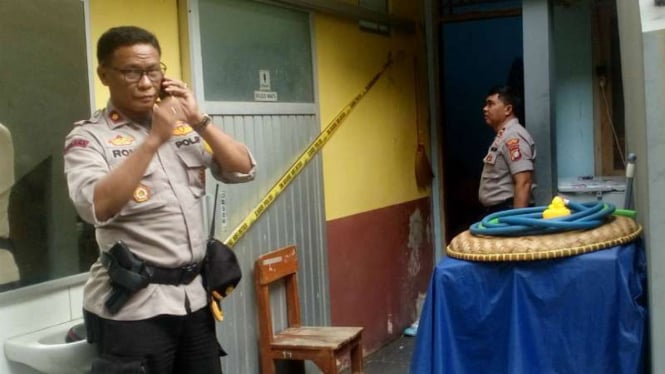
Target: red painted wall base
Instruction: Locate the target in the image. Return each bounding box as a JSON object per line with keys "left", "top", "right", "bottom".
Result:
{"left": 327, "top": 197, "right": 434, "bottom": 355}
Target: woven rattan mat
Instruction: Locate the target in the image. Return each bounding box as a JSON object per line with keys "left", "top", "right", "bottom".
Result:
{"left": 447, "top": 215, "right": 642, "bottom": 262}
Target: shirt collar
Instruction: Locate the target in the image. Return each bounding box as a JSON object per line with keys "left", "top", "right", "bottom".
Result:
{"left": 103, "top": 102, "right": 131, "bottom": 129}
{"left": 103, "top": 102, "right": 152, "bottom": 130}
{"left": 497, "top": 117, "right": 520, "bottom": 134}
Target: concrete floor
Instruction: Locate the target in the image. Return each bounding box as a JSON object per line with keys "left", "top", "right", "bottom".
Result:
{"left": 342, "top": 334, "right": 416, "bottom": 374}
{"left": 365, "top": 335, "right": 415, "bottom": 373}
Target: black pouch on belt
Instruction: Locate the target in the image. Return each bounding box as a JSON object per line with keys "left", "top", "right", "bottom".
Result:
{"left": 202, "top": 238, "right": 242, "bottom": 299}
{"left": 203, "top": 184, "right": 242, "bottom": 300}
{"left": 101, "top": 241, "right": 152, "bottom": 315}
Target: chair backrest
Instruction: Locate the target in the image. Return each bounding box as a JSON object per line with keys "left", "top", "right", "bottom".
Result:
{"left": 254, "top": 245, "right": 302, "bottom": 343}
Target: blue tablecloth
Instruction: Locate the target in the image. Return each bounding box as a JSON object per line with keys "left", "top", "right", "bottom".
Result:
{"left": 411, "top": 241, "right": 648, "bottom": 374}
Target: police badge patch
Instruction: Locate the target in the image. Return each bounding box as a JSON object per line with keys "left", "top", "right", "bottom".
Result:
{"left": 132, "top": 184, "right": 151, "bottom": 203}
{"left": 506, "top": 138, "right": 522, "bottom": 161}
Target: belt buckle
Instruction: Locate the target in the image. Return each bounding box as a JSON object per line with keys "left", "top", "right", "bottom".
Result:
{"left": 180, "top": 263, "right": 198, "bottom": 284}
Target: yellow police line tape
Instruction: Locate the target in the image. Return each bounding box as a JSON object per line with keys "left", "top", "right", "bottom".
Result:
{"left": 223, "top": 54, "right": 396, "bottom": 248}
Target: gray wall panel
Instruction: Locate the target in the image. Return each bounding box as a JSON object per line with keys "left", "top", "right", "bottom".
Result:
{"left": 207, "top": 113, "right": 328, "bottom": 373}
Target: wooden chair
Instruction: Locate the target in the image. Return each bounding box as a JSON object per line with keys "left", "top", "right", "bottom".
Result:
{"left": 254, "top": 245, "right": 364, "bottom": 374}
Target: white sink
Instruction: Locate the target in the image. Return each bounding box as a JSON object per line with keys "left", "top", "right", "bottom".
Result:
{"left": 4, "top": 319, "right": 97, "bottom": 374}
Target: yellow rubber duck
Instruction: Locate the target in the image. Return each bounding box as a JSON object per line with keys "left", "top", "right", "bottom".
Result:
{"left": 542, "top": 196, "right": 571, "bottom": 219}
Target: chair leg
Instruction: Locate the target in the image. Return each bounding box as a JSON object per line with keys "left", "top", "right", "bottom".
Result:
{"left": 326, "top": 358, "right": 339, "bottom": 374}
{"left": 350, "top": 342, "right": 363, "bottom": 374}
{"left": 314, "top": 355, "right": 339, "bottom": 374}
{"left": 260, "top": 355, "right": 276, "bottom": 374}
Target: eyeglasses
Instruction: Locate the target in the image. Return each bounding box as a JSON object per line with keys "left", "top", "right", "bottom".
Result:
{"left": 109, "top": 62, "right": 167, "bottom": 83}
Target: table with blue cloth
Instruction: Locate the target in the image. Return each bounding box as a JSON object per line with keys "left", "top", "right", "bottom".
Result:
{"left": 411, "top": 241, "right": 648, "bottom": 374}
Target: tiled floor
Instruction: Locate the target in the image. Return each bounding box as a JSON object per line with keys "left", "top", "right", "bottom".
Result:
{"left": 341, "top": 334, "right": 416, "bottom": 374}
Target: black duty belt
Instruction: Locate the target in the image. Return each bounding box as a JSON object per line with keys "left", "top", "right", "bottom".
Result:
{"left": 100, "top": 241, "right": 202, "bottom": 314}
{"left": 148, "top": 262, "right": 202, "bottom": 285}
{"left": 484, "top": 198, "right": 514, "bottom": 215}
{"left": 100, "top": 251, "right": 201, "bottom": 286}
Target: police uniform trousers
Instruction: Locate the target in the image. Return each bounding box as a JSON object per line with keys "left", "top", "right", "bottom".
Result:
{"left": 86, "top": 306, "right": 223, "bottom": 374}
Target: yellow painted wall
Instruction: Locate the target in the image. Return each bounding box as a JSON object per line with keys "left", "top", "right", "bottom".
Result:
{"left": 88, "top": 0, "right": 430, "bottom": 221}
{"left": 315, "top": 6, "right": 430, "bottom": 221}
{"left": 89, "top": 0, "right": 181, "bottom": 110}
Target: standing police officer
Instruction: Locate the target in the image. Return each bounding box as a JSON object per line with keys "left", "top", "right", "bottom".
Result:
{"left": 64, "top": 26, "right": 255, "bottom": 373}
{"left": 478, "top": 85, "right": 535, "bottom": 214}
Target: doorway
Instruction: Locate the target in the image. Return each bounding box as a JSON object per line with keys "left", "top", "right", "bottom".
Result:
{"left": 438, "top": 4, "right": 524, "bottom": 241}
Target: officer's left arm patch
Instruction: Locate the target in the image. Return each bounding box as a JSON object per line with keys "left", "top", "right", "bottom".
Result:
{"left": 64, "top": 138, "right": 89, "bottom": 154}
{"left": 506, "top": 138, "right": 522, "bottom": 161}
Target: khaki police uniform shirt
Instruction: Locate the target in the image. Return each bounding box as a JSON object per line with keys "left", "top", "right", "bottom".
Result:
{"left": 64, "top": 104, "right": 256, "bottom": 320}
{"left": 478, "top": 118, "right": 535, "bottom": 207}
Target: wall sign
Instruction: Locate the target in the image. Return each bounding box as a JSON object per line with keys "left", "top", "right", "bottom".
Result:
{"left": 255, "top": 69, "right": 278, "bottom": 101}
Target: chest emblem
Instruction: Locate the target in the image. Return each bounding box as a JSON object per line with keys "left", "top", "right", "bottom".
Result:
{"left": 132, "top": 184, "right": 151, "bottom": 203}
{"left": 173, "top": 121, "right": 194, "bottom": 136}
{"left": 108, "top": 134, "right": 135, "bottom": 146}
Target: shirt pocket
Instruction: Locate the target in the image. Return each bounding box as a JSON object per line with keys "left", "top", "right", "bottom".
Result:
{"left": 176, "top": 150, "right": 206, "bottom": 198}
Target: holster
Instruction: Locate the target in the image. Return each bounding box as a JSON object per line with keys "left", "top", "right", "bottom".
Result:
{"left": 101, "top": 241, "right": 203, "bottom": 315}
{"left": 101, "top": 241, "right": 152, "bottom": 315}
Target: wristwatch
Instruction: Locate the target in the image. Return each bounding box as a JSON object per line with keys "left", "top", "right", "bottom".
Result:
{"left": 192, "top": 113, "right": 211, "bottom": 132}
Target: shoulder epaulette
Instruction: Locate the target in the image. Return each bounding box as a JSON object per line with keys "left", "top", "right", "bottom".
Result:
{"left": 73, "top": 110, "right": 103, "bottom": 127}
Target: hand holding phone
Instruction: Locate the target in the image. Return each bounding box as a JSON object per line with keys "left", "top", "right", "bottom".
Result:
{"left": 158, "top": 79, "right": 169, "bottom": 100}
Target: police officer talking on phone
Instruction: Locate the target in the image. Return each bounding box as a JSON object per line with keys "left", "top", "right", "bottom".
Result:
{"left": 64, "top": 26, "right": 255, "bottom": 373}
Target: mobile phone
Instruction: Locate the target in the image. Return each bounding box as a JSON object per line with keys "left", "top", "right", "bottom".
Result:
{"left": 158, "top": 79, "right": 169, "bottom": 100}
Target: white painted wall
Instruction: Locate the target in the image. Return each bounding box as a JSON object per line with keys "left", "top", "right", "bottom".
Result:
{"left": 617, "top": 1, "right": 665, "bottom": 372}
{"left": 0, "top": 278, "right": 86, "bottom": 373}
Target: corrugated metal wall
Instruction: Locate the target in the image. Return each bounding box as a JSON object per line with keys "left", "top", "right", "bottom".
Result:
{"left": 207, "top": 113, "right": 329, "bottom": 373}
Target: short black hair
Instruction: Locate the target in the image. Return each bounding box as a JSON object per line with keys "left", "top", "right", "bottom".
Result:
{"left": 97, "top": 26, "right": 161, "bottom": 66}
{"left": 487, "top": 85, "right": 522, "bottom": 110}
